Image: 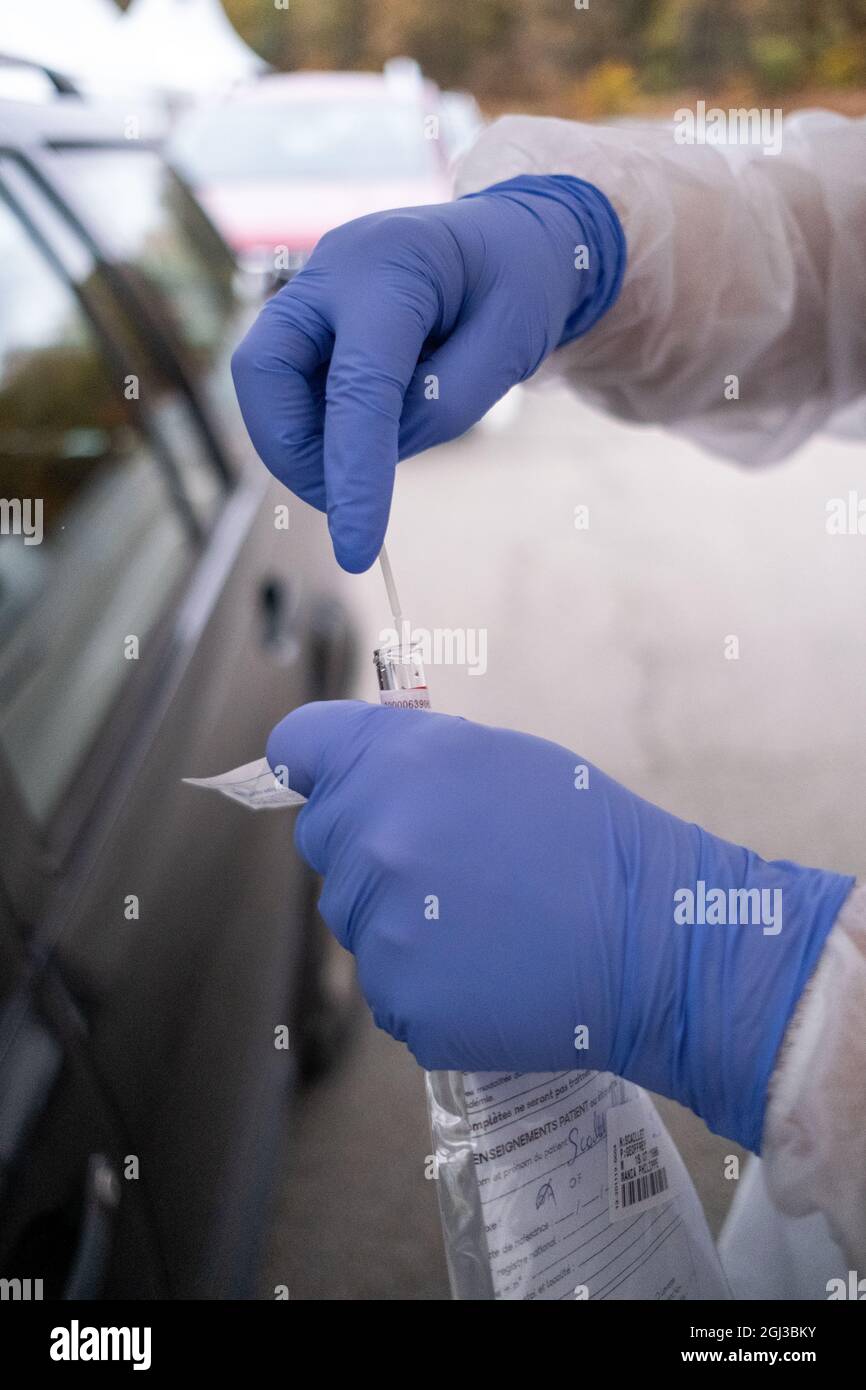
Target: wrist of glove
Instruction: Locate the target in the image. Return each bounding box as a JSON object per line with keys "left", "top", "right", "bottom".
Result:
{"left": 268, "top": 701, "right": 853, "bottom": 1154}
{"left": 453, "top": 174, "right": 626, "bottom": 351}
{"left": 232, "top": 174, "right": 626, "bottom": 573}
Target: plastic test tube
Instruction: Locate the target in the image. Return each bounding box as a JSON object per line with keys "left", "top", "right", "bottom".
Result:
{"left": 374, "top": 546, "right": 431, "bottom": 710}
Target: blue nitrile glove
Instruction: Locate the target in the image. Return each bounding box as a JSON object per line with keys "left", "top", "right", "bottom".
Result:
{"left": 232, "top": 175, "right": 625, "bottom": 573}
{"left": 268, "top": 702, "right": 853, "bottom": 1153}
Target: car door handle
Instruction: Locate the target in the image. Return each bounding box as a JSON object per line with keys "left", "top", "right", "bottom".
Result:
{"left": 259, "top": 577, "right": 301, "bottom": 665}
{"left": 0, "top": 996, "right": 62, "bottom": 1203}
{"left": 63, "top": 1154, "right": 121, "bottom": 1300}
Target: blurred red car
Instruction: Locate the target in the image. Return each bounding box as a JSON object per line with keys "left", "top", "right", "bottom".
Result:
{"left": 169, "top": 63, "right": 455, "bottom": 277}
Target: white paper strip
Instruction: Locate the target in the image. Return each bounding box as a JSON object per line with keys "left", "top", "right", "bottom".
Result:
{"left": 183, "top": 757, "right": 307, "bottom": 811}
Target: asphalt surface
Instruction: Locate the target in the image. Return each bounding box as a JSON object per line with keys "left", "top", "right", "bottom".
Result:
{"left": 262, "top": 384, "right": 865, "bottom": 1299}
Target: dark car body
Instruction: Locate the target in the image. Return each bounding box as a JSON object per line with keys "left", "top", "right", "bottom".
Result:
{"left": 0, "top": 83, "right": 353, "bottom": 1299}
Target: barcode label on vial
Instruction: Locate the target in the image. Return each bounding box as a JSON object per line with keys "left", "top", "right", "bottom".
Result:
{"left": 607, "top": 1098, "right": 674, "bottom": 1222}
{"left": 378, "top": 689, "right": 432, "bottom": 710}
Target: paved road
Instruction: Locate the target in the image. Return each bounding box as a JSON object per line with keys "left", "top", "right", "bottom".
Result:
{"left": 263, "top": 385, "right": 865, "bottom": 1299}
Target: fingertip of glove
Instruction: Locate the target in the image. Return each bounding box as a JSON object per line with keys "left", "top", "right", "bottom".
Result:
{"left": 329, "top": 521, "right": 382, "bottom": 575}
{"left": 334, "top": 546, "right": 377, "bottom": 575}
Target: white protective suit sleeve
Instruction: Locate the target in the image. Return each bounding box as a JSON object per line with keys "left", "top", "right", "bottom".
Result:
{"left": 760, "top": 880, "right": 866, "bottom": 1271}
{"left": 454, "top": 111, "right": 866, "bottom": 464}
{"left": 455, "top": 113, "right": 866, "bottom": 1273}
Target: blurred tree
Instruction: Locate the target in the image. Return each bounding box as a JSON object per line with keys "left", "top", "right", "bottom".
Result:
{"left": 578, "top": 61, "right": 641, "bottom": 116}
{"left": 403, "top": 0, "right": 519, "bottom": 91}
{"left": 223, "top": 0, "right": 866, "bottom": 109}
{"left": 678, "top": 0, "right": 750, "bottom": 87}
{"left": 750, "top": 35, "right": 807, "bottom": 94}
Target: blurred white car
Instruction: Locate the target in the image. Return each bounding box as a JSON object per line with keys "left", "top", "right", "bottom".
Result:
{"left": 169, "top": 63, "right": 462, "bottom": 276}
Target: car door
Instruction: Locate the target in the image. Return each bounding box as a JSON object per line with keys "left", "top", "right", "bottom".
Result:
{"left": 0, "top": 147, "right": 344, "bottom": 1298}
{"left": 0, "top": 172, "right": 191, "bottom": 1300}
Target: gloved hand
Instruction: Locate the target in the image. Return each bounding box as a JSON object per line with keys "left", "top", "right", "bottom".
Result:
{"left": 268, "top": 701, "right": 853, "bottom": 1153}
{"left": 232, "top": 175, "right": 625, "bottom": 573}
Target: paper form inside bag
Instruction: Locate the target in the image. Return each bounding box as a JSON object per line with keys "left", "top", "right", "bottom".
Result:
{"left": 441, "top": 1069, "right": 729, "bottom": 1300}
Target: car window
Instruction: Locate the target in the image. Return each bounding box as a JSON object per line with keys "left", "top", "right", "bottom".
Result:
{"left": 0, "top": 194, "right": 189, "bottom": 827}
{"left": 0, "top": 154, "right": 227, "bottom": 530}
{"left": 50, "top": 149, "right": 237, "bottom": 372}
{"left": 169, "top": 98, "right": 439, "bottom": 182}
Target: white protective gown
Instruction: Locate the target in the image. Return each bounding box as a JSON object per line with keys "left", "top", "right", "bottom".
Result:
{"left": 455, "top": 111, "right": 866, "bottom": 1301}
